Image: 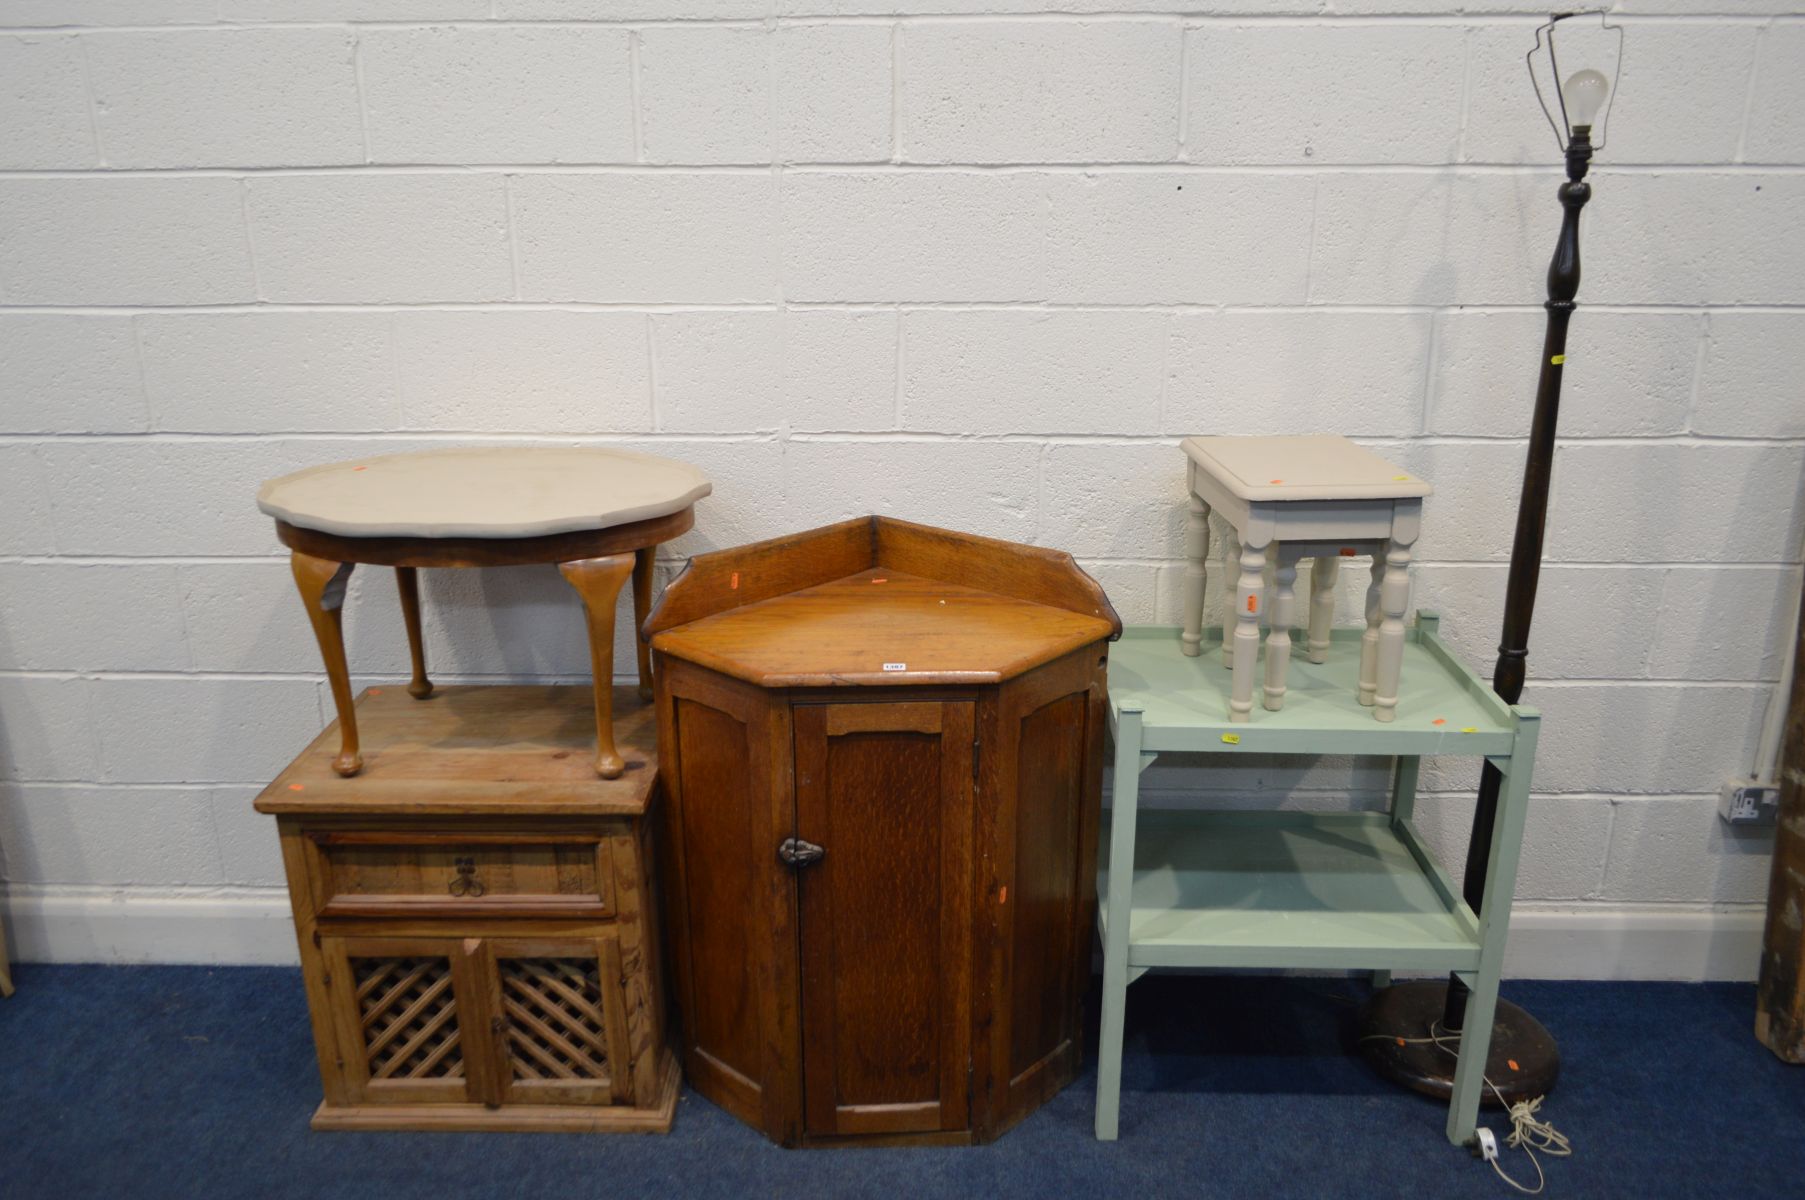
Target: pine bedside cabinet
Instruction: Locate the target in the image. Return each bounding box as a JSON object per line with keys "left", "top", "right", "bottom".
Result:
{"left": 644, "top": 516, "right": 1120, "bottom": 1147}
{"left": 254, "top": 685, "right": 678, "bottom": 1133}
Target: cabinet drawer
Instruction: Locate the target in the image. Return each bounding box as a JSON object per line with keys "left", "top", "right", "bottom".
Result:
{"left": 306, "top": 831, "right": 614, "bottom": 919}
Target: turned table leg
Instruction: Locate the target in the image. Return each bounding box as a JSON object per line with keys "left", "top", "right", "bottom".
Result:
{"left": 1358, "top": 554, "right": 1384, "bottom": 707}
{"left": 1307, "top": 555, "right": 1339, "bottom": 665}
{"left": 1263, "top": 552, "right": 1297, "bottom": 711}
{"left": 395, "top": 566, "right": 433, "bottom": 700}
{"left": 561, "top": 554, "right": 636, "bottom": 779}
{"left": 292, "top": 551, "right": 362, "bottom": 777}
{"left": 1229, "top": 533, "right": 1270, "bottom": 723}
{"left": 1373, "top": 533, "right": 1415, "bottom": 723}
{"left": 1181, "top": 495, "right": 1211, "bottom": 658}
{"left": 632, "top": 546, "right": 656, "bottom": 702}
{"left": 1219, "top": 527, "right": 1238, "bottom": 669}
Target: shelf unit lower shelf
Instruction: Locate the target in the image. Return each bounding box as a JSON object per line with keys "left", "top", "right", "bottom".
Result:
{"left": 1098, "top": 809, "right": 1481, "bottom": 974}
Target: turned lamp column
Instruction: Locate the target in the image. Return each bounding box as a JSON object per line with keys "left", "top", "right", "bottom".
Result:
{"left": 1444, "top": 121, "right": 1592, "bottom": 1025}
{"left": 1361, "top": 18, "right": 1619, "bottom": 1111}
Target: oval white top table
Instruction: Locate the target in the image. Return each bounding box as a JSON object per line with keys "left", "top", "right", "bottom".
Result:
{"left": 258, "top": 447, "right": 713, "bottom": 780}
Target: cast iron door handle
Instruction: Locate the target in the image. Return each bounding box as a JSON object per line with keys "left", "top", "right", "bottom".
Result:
{"left": 777, "top": 837, "right": 825, "bottom": 868}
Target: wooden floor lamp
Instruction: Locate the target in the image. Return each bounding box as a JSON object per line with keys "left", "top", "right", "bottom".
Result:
{"left": 1359, "top": 12, "right": 1622, "bottom": 1109}
{"left": 1755, "top": 566, "right": 1805, "bottom": 1057}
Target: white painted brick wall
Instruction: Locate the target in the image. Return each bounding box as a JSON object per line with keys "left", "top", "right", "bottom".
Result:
{"left": 1045, "top": 173, "right": 1317, "bottom": 303}
{"left": 1167, "top": 311, "right": 1431, "bottom": 436}
{"left": 902, "top": 309, "right": 1166, "bottom": 435}
{"left": 0, "top": 35, "right": 94, "bottom": 169}
{"left": 1, "top": 1, "right": 1802, "bottom": 968}
{"left": 1185, "top": 25, "right": 1467, "bottom": 164}
{"left": 245, "top": 174, "right": 514, "bottom": 302}
{"left": 0, "top": 177, "right": 255, "bottom": 303}
{"left": 393, "top": 310, "right": 651, "bottom": 432}
{"left": 1429, "top": 310, "right": 1700, "bottom": 437}
{"left": 0, "top": 315, "right": 148, "bottom": 433}
{"left": 775, "top": 24, "right": 894, "bottom": 163}
{"left": 904, "top": 21, "right": 1182, "bottom": 163}
{"left": 513, "top": 173, "right": 779, "bottom": 301}
{"left": 85, "top": 29, "right": 363, "bottom": 168}
{"left": 139, "top": 312, "right": 400, "bottom": 433}
{"left": 360, "top": 26, "right": 635, "bottom": 166}
{"left": 782, "top": 309, "right": 898, "bottom": 431}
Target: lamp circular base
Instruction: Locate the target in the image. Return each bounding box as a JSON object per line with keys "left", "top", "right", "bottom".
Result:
{"left": 1356, "top": 982, "right": 1560, "bottom": 1107}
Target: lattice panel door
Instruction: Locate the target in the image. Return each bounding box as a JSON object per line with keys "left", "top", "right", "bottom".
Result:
{"left": 320, "top": 937, "right": 477, "bottom": 1105}
{"left": 494, "top": 938, "right": 632, "bottom": 1106}
{"left": 352, "top": 954, "right": 466, "bottom": 1082}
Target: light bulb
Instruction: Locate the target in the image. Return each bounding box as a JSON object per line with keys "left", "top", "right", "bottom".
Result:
{"left": 1561, "top": 68, "right": 1609, "bottom": 131}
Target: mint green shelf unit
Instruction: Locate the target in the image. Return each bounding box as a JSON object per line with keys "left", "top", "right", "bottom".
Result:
{"left": 1095, "top": 614, "right": 1541, "bottom": 1147}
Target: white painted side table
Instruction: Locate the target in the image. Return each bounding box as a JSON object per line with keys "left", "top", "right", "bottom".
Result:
{"left": 1179, "top": 435, "right": 1431, "bottom": 723}
{"left": 258, "top": 447, "right": 712, "bottom": 779}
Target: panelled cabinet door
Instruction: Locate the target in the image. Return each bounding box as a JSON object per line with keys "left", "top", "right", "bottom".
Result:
{"left": 660, "top": 672, "right": 793, "bottom": 1134}
{"left": 321, "top": 936, "right": 478, "bottom": 1106}
{"left": 994, "top": 661, "right": 1105, "bottom": 1120}
{"left": 793, "top": 701, "right": 975, "bottom": 1137}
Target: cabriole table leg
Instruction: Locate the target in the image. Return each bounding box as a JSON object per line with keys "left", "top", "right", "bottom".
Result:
{"left": 632, "top": 546, "right": 656, "bottom": 701}
{"left": 561, "top": 554, "right": 636, "bottom": 779}
{"left": 395, "top": 566, "right": 433, "bottom": 700}
{"left": 291, "top": 551, "right": 361, "bottom": 777}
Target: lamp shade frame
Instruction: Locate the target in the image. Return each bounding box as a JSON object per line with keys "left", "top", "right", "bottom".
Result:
{"left": 1526, "top": 11, "right": 1624, "bottom": 152}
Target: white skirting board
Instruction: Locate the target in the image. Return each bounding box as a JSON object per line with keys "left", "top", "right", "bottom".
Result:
{"left": 2, "top": 887, "right": 302, "bottom": 967}
{"left": 0, "top": 888, "right": 1770, "bottom": 981}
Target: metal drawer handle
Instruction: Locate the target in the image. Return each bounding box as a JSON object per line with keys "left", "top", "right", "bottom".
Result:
{"left": 449, "top": 856, "right": 487, "bottom": 898}
{"left": 777, "top": 838, "right": 825, "bottom": 868}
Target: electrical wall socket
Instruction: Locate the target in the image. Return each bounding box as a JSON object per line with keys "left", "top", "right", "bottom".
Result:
{"left": 1719, "top": 780, "right": 1781, "bottom": 825}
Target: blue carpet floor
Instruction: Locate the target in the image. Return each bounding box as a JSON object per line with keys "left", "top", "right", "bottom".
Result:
{"left": 2, "top": 965, "right": 1801, "bottom": 1198}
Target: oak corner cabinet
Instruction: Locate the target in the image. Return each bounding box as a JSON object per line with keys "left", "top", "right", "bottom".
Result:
{"left": 254, "top": 684, "right": 678, "bottom": 1134}
{"left": 644, "top": 516, "right": 1122, "bottom": 1147}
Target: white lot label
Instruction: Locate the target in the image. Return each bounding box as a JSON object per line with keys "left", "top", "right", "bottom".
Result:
{"left": 882, "top": 662, "right": 907, "bottom": 672}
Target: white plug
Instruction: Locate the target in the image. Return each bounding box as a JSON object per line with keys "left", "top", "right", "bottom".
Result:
{"left": 1472, "top": 1127, "right": 1500, "bottom": 1163}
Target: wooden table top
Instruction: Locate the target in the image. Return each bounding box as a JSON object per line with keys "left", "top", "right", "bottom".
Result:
{"left": 1181, "top": 435, "right": 1432, "bottom": 501}
{"left": 653, "top": 568, "right": 1116, "bottom": 688}
{"left": 255, "top": 685, "right": 657, "bottom": 816}
{"left": 257, "top": 446, "right": 712, "bottom": 539}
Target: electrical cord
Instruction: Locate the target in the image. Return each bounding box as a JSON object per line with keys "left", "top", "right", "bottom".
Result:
{"left": 1358, "top": 1022, "right": 1571, "bottom": 1195}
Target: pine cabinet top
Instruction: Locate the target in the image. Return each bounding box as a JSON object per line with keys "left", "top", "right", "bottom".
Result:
{"left": 255, "top": 684, "right": 657, "bottom": 817}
